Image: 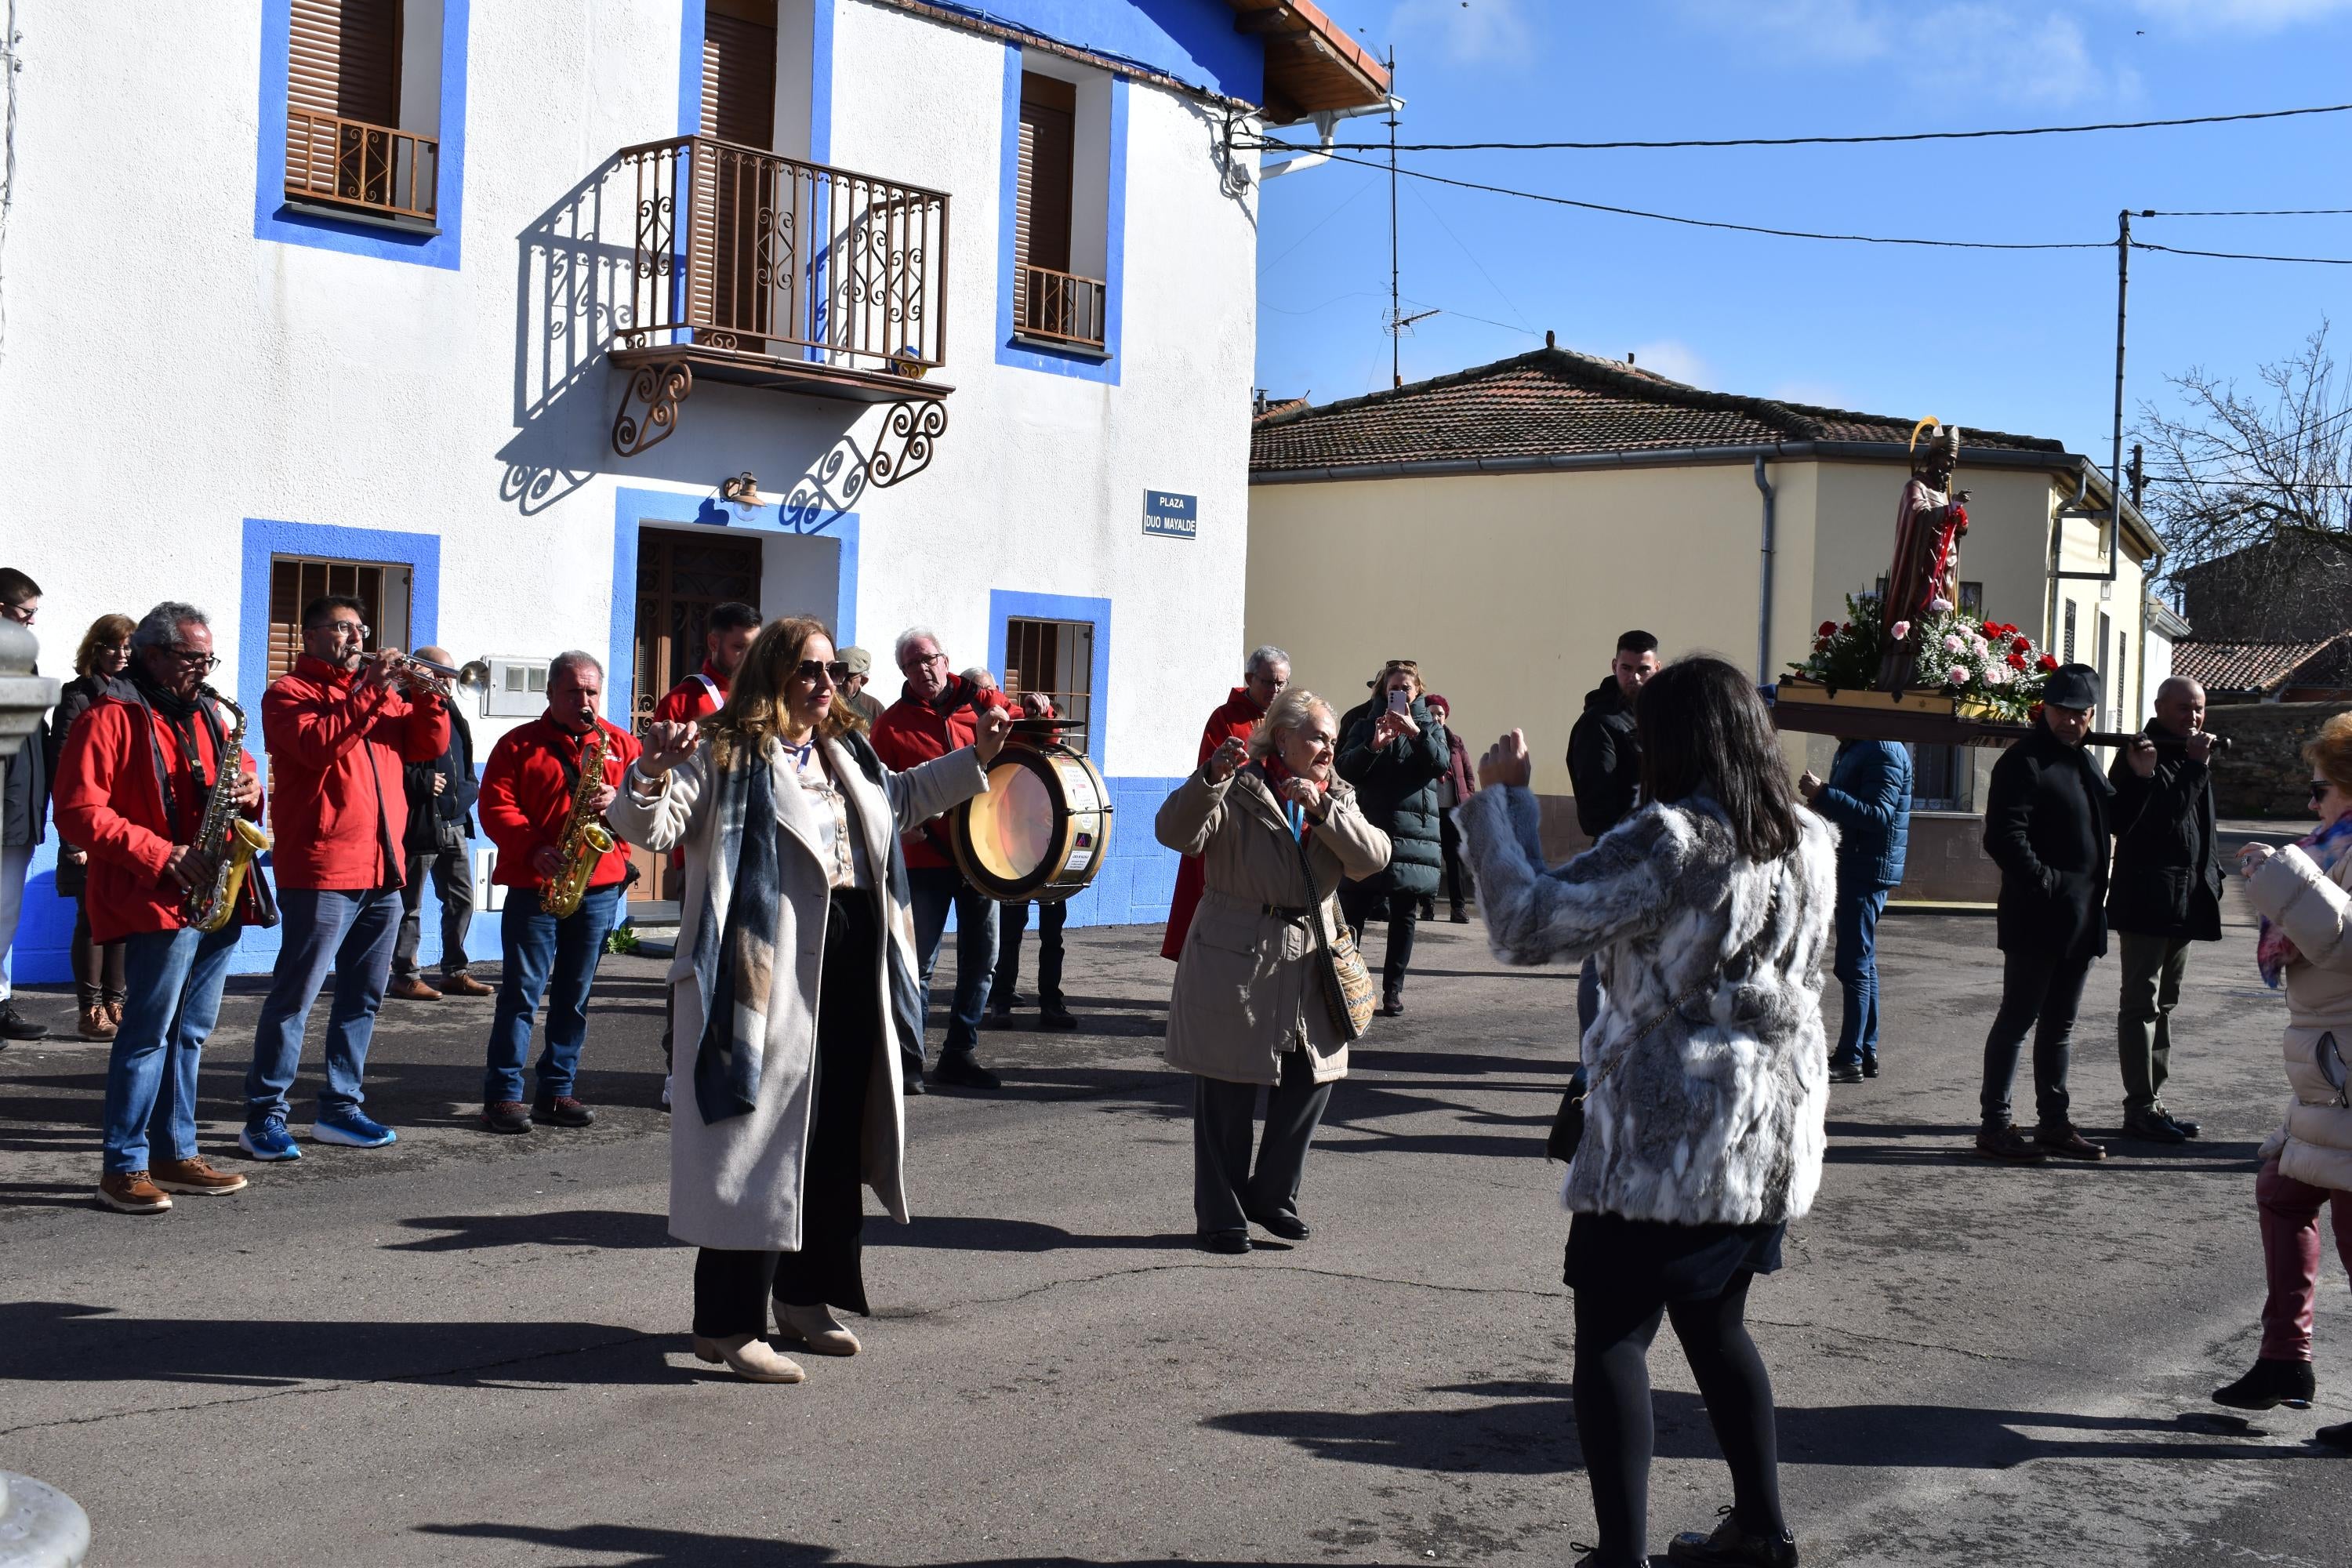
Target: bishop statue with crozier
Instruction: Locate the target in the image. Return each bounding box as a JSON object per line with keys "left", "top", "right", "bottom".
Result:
{"left": 1878, "top": 421, "right": 1972, "bottom": 691}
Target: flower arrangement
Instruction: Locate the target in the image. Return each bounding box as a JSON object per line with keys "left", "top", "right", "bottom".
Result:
{"left": 1787, "top": 596, "right": 2055, "bottom": 722}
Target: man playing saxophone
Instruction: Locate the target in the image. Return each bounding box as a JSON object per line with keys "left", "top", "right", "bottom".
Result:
{"left": 476, "top": 651, "right": 641, "bottom": 1134}
{"left": 53, "top": 602, "right": 260, "bottom": 1214}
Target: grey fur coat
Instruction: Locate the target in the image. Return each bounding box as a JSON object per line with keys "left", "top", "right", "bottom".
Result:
{"left": 1454, "top": 785, "right": 1837, "bottom": 1226}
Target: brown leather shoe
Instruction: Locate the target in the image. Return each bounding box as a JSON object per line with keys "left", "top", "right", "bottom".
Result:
{"left": 2035, "top": 1123, "right": 2108, "bottom": 1161}
{"left": 151, "top": 1156, "right": 249, "bottom": 1196}
{"left": 534, "top": 1094, "right": 596, "bottom": 1128}
{"left": 1973, "top": 1123, "right": 2046, "bottom": 1163}
{"left": 106, "top": 998, "right": 125, "bottom": 1025}
{"left": 387, "top": 975, "right": 442, "bottom": 1002}
{"left": 440, "top": 972, "right": 494, "bottom": 997}
{"left": 78, "top": 1004, "right": 118, "bottom": 1040}
{"left": 97, "top": 1171, "right": 172, "bottom": 1214}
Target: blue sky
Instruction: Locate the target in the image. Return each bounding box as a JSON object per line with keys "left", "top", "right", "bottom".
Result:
{"left": 1251, "top": 0, "right": 2352, "bottom": 463}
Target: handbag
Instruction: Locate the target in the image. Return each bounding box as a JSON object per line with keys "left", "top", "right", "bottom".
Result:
{"left": 1547, "top": 971, "right": 1716, "bottom": 1164}
{"left": 1279, "top": 782, "right": 1375, "bottom": 1040}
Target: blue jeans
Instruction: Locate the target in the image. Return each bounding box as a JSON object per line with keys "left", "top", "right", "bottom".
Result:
{"left": 1830, "top": 886, "right": 1889, "bottom": 1070}
{"left": 485, "top": 884, "right": 620, "bottom": 1105}
{"left": 245, "top": 885, "right": 402, "bottom": 1123}
{"left": 103, "top": 924, "right": 240, "bottom": 1174}
{"left": 908, "top": 865, "right": 999, "bottom": 1069}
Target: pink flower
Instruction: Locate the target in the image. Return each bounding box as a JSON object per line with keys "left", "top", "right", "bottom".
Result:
{"left": 1942, "top": 633, "right": 1965, "bottom": 654}
{"left": 1891, "top": 620, "right": 1911, "bottom": 640}
{"left": 1929, "top": 597, "right": 1954, "bottom": 612}
{"left": 1947, "top": 664, "right": 1969, "bottom": 686}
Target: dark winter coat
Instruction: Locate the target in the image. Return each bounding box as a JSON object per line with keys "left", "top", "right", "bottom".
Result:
{"left": 1984, "top": 720, "right": 2114, "bottom": 961}
{"left": 47, "top": 672, "right": 135, "bottom": 789}
{"left": 402, "top": 706, "right": 479, "bottom": 855}
{"left": 2, "top": 681, "right": 46, "bottom": 849}
{"left": 1337, "top": 697, "right": 1450, "bottom": 898}
{"left": 1812, "top": 739, "right": 1911, "bottom": 892}
{"left": 1567, "top": 677, "right": 1640, "bottom": 838}
{"left": 2105, "top": 721, "right": 2223, "bottom": 942}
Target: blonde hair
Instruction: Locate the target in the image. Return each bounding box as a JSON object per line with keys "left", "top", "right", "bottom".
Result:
{"left": 710, "top": 615, "right": 862, "bottom": 771}
{"left": 1248, "top": 688, "right": 1335, "bottom": 764}
{"left": 2305, "top": 712, "right": 2352, "bottom": 797}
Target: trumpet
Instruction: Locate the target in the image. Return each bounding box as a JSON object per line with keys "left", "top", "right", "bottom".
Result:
{"left": 379, "top": 652, "right": 487, "bottom": 702}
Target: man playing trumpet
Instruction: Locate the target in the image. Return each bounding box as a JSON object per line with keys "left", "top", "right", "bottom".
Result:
{"left": 476, "top": 652, "right": 641, "bottom": 1134}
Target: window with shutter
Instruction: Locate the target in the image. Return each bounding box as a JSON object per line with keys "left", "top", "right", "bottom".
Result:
{"left": 284, "top": 0, "right": 441, "bottom": 221}
{"left": 691, "top": 1, "right": 780, "bottom": 342}
{"left": 267, "top": 557, "right": 405, "bottom": 686}
{"left": 1011, "top": 71, "right": 1105, "bottom": 350}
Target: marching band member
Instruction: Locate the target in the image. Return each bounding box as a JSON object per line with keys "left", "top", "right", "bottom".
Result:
{"left": 55, "top": 603, "right": 258, "bottom": 1213}
{"left": 476, "top": 651, "right": 641, "bottom": 1134}
{"left": 242, "top": 595, "right": 448, "bottom": 1160}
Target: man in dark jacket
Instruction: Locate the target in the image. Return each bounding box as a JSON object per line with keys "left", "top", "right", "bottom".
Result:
{"left": 1566, "top": 630, "right": 1660, "bottom": 840}
{"left": 1976, "top": 664, "right": 2112, "bottom": 1164}
{"left": 389, "top": 647, "right": 486, "bottom": 1002}
{"left": 1800, "top": 739, "right": 1912, "bottom": 1083}
{"left": 0, "top": 567, "right": 49, "bottom": 1041}
{"left": 1338, "top": 665, "right": 1449, "bottom": 1015}
{"left": 2107, "top": 675, "right": 2220, "bottom": 1144}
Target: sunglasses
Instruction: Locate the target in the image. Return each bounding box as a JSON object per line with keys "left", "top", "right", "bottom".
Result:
{"left": 2312, "top": 779, "right": 2336, "bottom": 804}
{"left": 794, "top": 660, "right": 851, "bottom": 685}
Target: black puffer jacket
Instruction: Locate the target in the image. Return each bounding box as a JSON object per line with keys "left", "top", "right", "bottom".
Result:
{"left": 1984, "top": 720, "right": 2114, "bottom": 962}
{"left": 1337, "top": 697, "right": 1450, "bottom": 898}
{"left": 2105, "top": 723, "right": 2222, "bottom": 942}
{"left": 1567, "top": 677, "right": 1639, "bottom": 838}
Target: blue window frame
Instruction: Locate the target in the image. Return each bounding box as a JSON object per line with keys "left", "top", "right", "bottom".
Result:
{"left": 988, "top": 589, "right": 1112, "bottom": 772}
{"left": 237, "top": 519, "right": 444, "bottom": 721}
{"left": 253, "top": 0, "right": 472, "bottom": 269}
{"left": 996, "top": 48, "right": 1127, "bottom": 384}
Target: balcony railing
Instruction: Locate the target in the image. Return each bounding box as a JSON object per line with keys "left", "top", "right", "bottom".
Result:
{"left": 1015, "top": 263, "right": 1106, "bottom": 350}
{"left": 614, "top": 136, "right": 949, "bottom": 378}
{"left": 285, "top": 110, "right": 439, "bottom": 223}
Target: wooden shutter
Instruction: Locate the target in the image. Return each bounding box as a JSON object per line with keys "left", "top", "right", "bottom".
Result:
{"left": 702, "top": 2, "right": 779, "bottom": 145}
{"left": 289, "top": 0, "right": 401, "bottom": 125}
{"left": 268, "top": 557, "right": 390, "bottom": 686}
{"left": 1017, "top": 74, "right": 1076, "bottom": 273}
{"left": 691, "top": 3, "right": 779, "bottom": 336}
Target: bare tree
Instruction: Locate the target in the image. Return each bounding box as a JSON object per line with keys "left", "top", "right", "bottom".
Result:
{"left": 2139, "top": 322, "right": 2352, "bottom": 636}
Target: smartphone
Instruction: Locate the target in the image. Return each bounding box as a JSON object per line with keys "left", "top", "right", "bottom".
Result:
{"left": 1387, "top": 689, "right": 1410, "bottom": 717}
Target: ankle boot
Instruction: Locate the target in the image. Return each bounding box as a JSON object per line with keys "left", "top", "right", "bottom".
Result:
{"left": 2212, "top": 1356, "right": 2314, "bottom": 1410}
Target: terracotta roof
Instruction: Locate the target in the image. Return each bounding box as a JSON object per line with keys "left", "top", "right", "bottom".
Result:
{"left": 2170, "top": 636, "right": 2347, "bottom": 695}
{"left": 1250, "top": 346, "right": 2067, "bottom": 475}
{"left": 1226, "top": 2, "right": 1390, "bottom": 123}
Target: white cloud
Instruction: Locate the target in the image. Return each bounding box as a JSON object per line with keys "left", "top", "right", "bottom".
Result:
{"left": 1386, "top": 0, "right": 1536, "bottom": 66}
{"left": 1769, "top": 380, "right": 1857, "bottom": 408}
{"left": 2131, "top": 0, "right": 2352, "bottom": 32}
{"left": 1678, "top": 1, "right": 2130, "bottom": 105}
{"left": 1630, "top": 340, "right": 1712, "bottom": 387}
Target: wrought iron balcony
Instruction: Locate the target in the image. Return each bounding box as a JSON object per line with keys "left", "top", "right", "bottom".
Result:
{"left": 608, "top": 135, "right": 951, "bottom": 453}
{"left": 284, "top": 110, "right": 439, "bottom": 225}
{"left": 1014, "top": 263, "right": 1107, "bottom": 352}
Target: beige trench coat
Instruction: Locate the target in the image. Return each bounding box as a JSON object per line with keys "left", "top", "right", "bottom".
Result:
{"left": 2248, "top": 842, "right": 2352, "bottom": 1193}
{"left": 1156, "top": 765, "right": 1391, "bottom": 1087}
{"left": 605, "top": 735, "right": 986, "bottom": 1250}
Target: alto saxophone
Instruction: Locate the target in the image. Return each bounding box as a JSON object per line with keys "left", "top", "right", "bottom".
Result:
{"left": 186, "top": 687, "right": 270, "bottom": 935}
{"left": 542, "top": 723, "right": 616, "bottom": 918}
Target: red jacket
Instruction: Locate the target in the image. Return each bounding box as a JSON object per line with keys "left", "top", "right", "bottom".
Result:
{"left": 262, "top": 655, "right": 448, "bottom": 891}
{"left": 53, "top": 695, "right": 263, "bottom": 944}
{"left": 478, "top": 716, "right": 642, "bottom": 891}
{"left": 869, "top": 675, "right": 1011, "bottom": 869}
{"left": 652, "top": 662, "right": 728, "bottom": 726}
{"left": 1161, "top": 688, "right": 1269, "bottom": 960}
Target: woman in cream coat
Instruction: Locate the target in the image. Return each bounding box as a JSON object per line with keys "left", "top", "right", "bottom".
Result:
{"left": 612, "top": 616, "right": 1005, "bottom": 1383}
{"left": 2215, "top": 710, "right": 2352, "bottom": 1448}
{"left": 1156, "top": 688, "right": 1390, "bottom": 1254}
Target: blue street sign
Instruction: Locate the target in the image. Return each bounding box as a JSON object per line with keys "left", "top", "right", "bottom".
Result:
{"left": 1142, "top": 490, "right": 1196, "bottom": 540}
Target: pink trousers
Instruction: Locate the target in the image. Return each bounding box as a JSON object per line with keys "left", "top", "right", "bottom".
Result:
{"left": 2257, "top": 1158, "right": 2352, "bottom": 1361}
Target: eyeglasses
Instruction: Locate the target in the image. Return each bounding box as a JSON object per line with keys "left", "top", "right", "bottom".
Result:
{"left": 795, "top": 660, "right": 851, "bottom": 685}
{"left": 165, "top": 647, "right": 221, "bottom": 671}
{"left": 903, "top": 651, "right": 949, "bottom": 670}
{"left": 307, "top": 621, "right": 368, "bottom": 641}
{"left": 0, "top": 601, "right": 34, "bottom": 625}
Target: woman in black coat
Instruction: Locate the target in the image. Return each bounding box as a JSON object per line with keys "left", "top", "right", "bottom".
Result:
{"left": 1336, "top": 662, "right": 1449, "bottom": 1014}
{"left": 45, "top": 613, "right": 136, "bottom": 1040}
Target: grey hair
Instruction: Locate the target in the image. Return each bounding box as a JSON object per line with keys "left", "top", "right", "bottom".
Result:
{"left": 132, "top": 601, "right": 209, "bottom": 651}
{"left": 895, "top": 625, "right": 942, "bottom": 668}
{"left": 1247, "top": 688, "right": 1335, "bottom": 764}
{"left": 1246, "top": 644, "right": 1290, "bottom": 677}
{"left": 960, "top": 666, "right": 996, "bottom": 689}
{"left": 549, "top": 649, "right": 603, "bottom": 683}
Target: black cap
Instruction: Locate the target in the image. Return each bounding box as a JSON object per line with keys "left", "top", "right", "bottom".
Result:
{"left": 2042, "top": 662, "right": 2102, "bottom": 711}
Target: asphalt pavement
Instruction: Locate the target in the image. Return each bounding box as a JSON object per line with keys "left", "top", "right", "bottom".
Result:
{"left": 1, "top": 887, "right": 2345, "bottom": 1566}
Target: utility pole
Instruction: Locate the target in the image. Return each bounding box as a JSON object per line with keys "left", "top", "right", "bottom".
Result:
{"left": 1386, "top": 47, "right": 1400, "bottom": 389}
{"left": 2111, "top": 208, "right": 2130, "bottom": 554}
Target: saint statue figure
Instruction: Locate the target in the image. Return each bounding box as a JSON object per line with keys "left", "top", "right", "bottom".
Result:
{"left": 1878, "top": 419, "right": 1972, "bottom": 691}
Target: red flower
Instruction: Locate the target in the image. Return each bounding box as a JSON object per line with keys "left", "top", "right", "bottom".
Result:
{"left": 2006, "top": 651, "right": 2028, "bottom": 671}
{"left": 2028, "top": 702, "right": 2045, "bottom": 721}
{"left": 1817, "top": 621, "right": 1838, "bottom": 637}
{"left": 2036, "top": 654, "right": 2060, "bottom": 673}
{"left": 1815, "top": 637, "right": 1831, "bottom": 653}
{"left": 2001, "top": 623, "right": 2018, "bottom": 637}
{"left": 1980, "top": 620, "right": 1999, "bottom": 639}
{"left": 2011, "top": 637, "right": 2031, "bottom": 655}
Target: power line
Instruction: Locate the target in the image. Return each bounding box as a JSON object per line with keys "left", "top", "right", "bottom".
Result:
{"left": 2148, "top": 208, "right": 2352, "bottom": 217}
{"left": 1242, "top": 100, "right": 2352, "bottom": 155}
{"left": 2135, "top": 241, "right": 2352, "bottom": 265}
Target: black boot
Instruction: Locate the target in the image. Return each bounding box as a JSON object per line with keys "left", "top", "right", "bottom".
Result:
{"left": 2316, "top": 1420, "right": 2352, "bottom": 1449}
{"left": 1667, "top": 1508, "right": 1798, "bottom": 1566}
{"left": 2212, "top": 1357, "right": 2315, "bottom": 1411}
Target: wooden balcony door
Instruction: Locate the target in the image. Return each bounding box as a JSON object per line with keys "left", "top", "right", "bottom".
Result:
{"left": 286, "top": 0, "right": 405, "bottom": 209}
{"left": 693, "top": 0, "right": 779, "bottom": 346}
{"left": 630, "top": 528, "right": 764, "bottom": 901}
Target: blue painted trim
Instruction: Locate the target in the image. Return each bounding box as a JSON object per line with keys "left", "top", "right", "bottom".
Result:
{"left": 253, "top": 0, "right": 470, "bottom": 269}
{"left": 986, "top": 589, "right": 1112, "bottom": 775}
{"left": 677, "top": 0, "right": 708, "bottom": 136}
{"left": 610, "top": 486, "right": 860, "bottom": 724}
{"left": 809, "top": 0, "right": 835, "bottom": 164}
{"left": 995, "top": 53, "right": 1127, "bottom": 384}
{"left": 237, "top": 520, "right": 444, "bottom": 726}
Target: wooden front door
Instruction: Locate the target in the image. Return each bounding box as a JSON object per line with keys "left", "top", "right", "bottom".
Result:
{"left": 631, "top": 528, "right": 764, "bottom": 902}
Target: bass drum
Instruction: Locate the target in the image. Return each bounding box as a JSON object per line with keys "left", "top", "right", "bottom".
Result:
{"left": 948, "top": 741, "right": 1114, "bottom": 902}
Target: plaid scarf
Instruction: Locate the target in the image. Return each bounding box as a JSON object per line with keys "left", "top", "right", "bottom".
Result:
{"left": 2259, "top": 814, "right": 2352, "bottom": 989}
{"left": 691, "top": 742, "right": 782, "bottom": 1123}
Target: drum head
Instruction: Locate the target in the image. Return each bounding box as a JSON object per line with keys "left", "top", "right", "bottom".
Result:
{"left": 964, "top": 753, "right": 1059, "bottom": 886}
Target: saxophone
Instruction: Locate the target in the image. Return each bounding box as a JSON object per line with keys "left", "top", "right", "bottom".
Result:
{"left": 186, "top": 687, "right": 270, "bottom": 935}
{"left": 541, "top": 723, "right": 616, "bottom": 918}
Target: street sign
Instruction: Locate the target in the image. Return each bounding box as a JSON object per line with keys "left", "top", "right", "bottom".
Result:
{"left": 1142, "top": 490, "right": 1196, "bottom": 540}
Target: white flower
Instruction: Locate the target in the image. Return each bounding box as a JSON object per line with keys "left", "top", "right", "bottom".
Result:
{"left": 1929, "top": 597, "right": 1954, "bottom": 612}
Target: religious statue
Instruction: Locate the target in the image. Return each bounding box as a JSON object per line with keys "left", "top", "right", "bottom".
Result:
{"left": 1878, "top": 419, "right": 1972, "bottom": 691}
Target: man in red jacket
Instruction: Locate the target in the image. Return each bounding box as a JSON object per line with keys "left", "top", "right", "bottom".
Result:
{"left": 871, "top": 626, "right": 1013, "bottom": 1090}
{"left": 54, "top": 602, "right": 260, "bottom": 1214}
{"left": 652, "top": 600, "right": 760, "bottom": 728}
{"left": 240, "top": 594, "right": 449, "bottom": 1161}
{"left": 475, "top": 651, "right": 640, "bottom": 1133}
{"left": 1161, "top": 645, "right": 1290, "bottom": 960}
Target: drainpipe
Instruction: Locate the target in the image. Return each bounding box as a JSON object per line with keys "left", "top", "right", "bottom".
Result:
{"left": 1754, "top": 456, "right": 1777, "bottom": 683}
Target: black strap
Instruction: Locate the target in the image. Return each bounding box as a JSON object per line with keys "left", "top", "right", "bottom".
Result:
{"left": 132, "top": 691, "right": 227, "bottom": 842}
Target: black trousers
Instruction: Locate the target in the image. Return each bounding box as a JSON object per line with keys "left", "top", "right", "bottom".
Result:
{"left": 1338, "top": 884, "right": 1418, "bottom": 1001}
{"left": 989, "top": 898, "right": 1065, "bottom": 1011}
{"left": 1192, "top": 1047, "right": 1332, "bottom": 1236}
{"left": 1979, "top": 943, "right": 2093, "bottom": 1129}
{"left": 1438, "top": 814, "right": 1474, "bottom": 915}
{"left": 1573, "top": 1267, "right": 1784, "bottom": 1567}
{"left": 691, "top": 891, "right": 880, "bottom": 1338}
